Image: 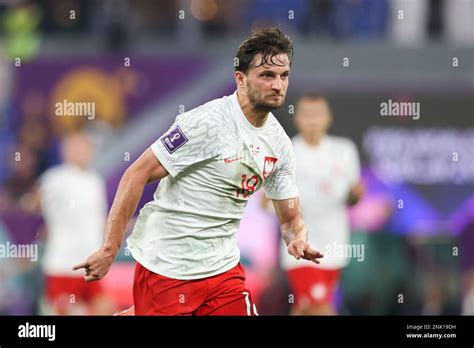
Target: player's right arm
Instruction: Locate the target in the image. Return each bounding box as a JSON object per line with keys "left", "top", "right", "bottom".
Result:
{"left": 73, "top": 148, "right": 168, "bottom": 282}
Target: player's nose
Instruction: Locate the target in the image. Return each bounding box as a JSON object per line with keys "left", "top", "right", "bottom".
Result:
{"left": 272, "top": 78, "right": 283, "bottom": 92}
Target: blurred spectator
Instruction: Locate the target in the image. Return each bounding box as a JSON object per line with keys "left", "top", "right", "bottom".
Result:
{"left": 389, "top": 0, "right": 429, "bottom": 46}
{"left": 197, "top": 0, "right": 243, "bottom": 37}
{"left": 96, "top": 0, "right": 133, "bottom": 51}
{"left": 17, "top": 92, "right": 52, "bottom": 174}
{"left": 300, "top": 0, "right": 333, "bottom": 37}
{"left": 463, "top": 270, "right": 474, "bottom": 315}
{"left": 427, "top": 0, "right": 444, "bottom": 40}
{"left": 40, "top": 0, "right": 90, "bottom": 34}
{"left": 0, "top": 48, "right": 12, "bottom": 130}
{"left": 1, "top": 0, "right": 470, "bottom": 45}
{"left": 0, "top": 218, "right": 41, "bottom": 315}
{"left": 421, "top": 274, "right": 443, "bottom": 315}
{"left": 132, "top": 0, "right": 178, "bottom": 36}
{"left": 38, "top": 132, "right": 115, "bottom": 315}
{"left": 0, "top": 90, "right": 53, "bottom": 212}
{"left": 443, "top": 0, "right": 474, "bottom": 46}
{"left": 0, "top": 143, "right": 39, "bottom": 211}
{"left": 461, "top": 220, "right": 474, "bottom": 314}
{"left": 0, "top": 220, "right": 19, "bottom": 314}
{"left": 243, "top": 0, "right": 311, "bottom": 35}
{"left": 3, "top": 0, "right": 42, "bottom": 61}
{"left": 388, "top": 0, "right": 473, "bottom": 46}
{"left": 0, "top": 49, "right": 14, "bottom": 185}
{"left": 330, "top": 0, "right": 389, "bottom": 39}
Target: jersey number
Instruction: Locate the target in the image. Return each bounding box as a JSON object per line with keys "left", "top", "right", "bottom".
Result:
{"left": 237, "top": 175, "right": 259, "bottom": 198}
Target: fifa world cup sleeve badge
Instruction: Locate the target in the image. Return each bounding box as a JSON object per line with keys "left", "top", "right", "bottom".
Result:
{"left": 160, "top": 126, "right": 189, "bottom": 154}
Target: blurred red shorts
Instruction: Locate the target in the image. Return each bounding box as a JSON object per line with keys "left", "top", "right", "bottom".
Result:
{"left": 45, "top": 275, "right": 103, "bottom": 304}
{"left": 286, "top": 266, "right": 341, "bottom": 308}
{"left": 133, "top": 262, "right": 258, "bottom": 316}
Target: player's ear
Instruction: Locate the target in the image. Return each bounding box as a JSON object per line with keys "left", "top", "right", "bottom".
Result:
{"left": 327, "top": 111, "right": 333, "bottom": 129}
{"left": 324, "top": 99, "right": 333, "bottom": 129}
{"left": 235, "top": 71, "right": 245, "bottom": 88}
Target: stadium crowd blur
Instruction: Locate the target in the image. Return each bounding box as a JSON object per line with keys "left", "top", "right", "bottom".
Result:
{"left": 0, "top": 0, "right": 473, "bottom": 315}
{"left": 1, "top": 0, "right": 473, "bottom": 47}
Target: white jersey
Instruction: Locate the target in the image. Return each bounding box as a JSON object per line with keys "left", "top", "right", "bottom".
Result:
{"left": 281, "top": 135, "right": 361, "bottom": 270}
{"left": 39, "top": 164, "right": 106, "bottom": 276}
{"left": 127, "top": 91, "right": 299, "bottom": 280}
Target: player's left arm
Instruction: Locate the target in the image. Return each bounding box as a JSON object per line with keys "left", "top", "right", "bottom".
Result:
{"left": 272, "top": 197, "right": 324, "bottom": 264}
{"left": 345, "top": 141, "right": 364, "bottom": 206}
{"left": 346, "top": 180, "right": 364, "bottom": 206}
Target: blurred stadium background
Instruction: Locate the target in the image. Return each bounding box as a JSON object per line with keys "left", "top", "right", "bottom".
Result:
{"left": 0, "top": 0, "right": 473, "bottom": 315}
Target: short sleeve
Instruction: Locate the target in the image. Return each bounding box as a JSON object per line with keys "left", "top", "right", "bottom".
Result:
{"left": 264, "top": 137, "right": 299, "bottom": 200}
{"left": 345, "top": 141, "right": 361, "bottom": 186}
{"left": 38, "top": 169, "right": 61, "bottom": 217}
{"left": 150, "top": 107, "right": 222, "bottom": 178}
{"left": 38, "top": 170, "right": 54, "bottom": 206}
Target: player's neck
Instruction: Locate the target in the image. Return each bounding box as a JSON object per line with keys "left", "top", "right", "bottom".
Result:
{"left": 302, "top": 134, "right": 325, "bottom": 147}
{"left": 67, "top": 162, "right": 89, "bottom": 171}
{"left": 237, "top": 91, "right": 268, "bottom": 128}
{"left": 245, "top": 109, "right": 268, "bottom": 128}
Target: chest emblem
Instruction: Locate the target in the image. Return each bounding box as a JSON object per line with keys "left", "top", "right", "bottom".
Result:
{"left": 263, "top": 156, "right": 278, "bottom": 179}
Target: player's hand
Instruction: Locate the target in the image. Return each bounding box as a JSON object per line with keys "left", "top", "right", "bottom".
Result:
{"left": 287, "top": 238, "right": 324, "bottom": 264}
{"left": 72, "top": 247, "right": 116, "bottom": 282}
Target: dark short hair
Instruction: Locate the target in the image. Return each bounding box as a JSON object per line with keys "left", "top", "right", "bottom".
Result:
{"left": 235, "top": 27, "right": 293, "bottom": 74}
{"left": 297, "top": 93, "right": 329, "bottom": 105}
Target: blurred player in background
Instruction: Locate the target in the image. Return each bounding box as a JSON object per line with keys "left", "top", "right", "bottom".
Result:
{"left": 281, "top": 94, "right": 363, "bottom": 315}
{"left": 74, "top": 28, "right": 323, "bottom": 316}
{"left": 39, "top": 132, "right": 115, "bottom": 315}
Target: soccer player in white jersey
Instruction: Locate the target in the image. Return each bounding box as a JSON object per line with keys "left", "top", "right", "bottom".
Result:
{"left": 74, "top": 28, "right": 323, "bottom": 315}
{"left": 39, "top": 132, "right": 114, "bottom": 314}
{"left": 280, "top": 94, "right": 364, "bottom": 315}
